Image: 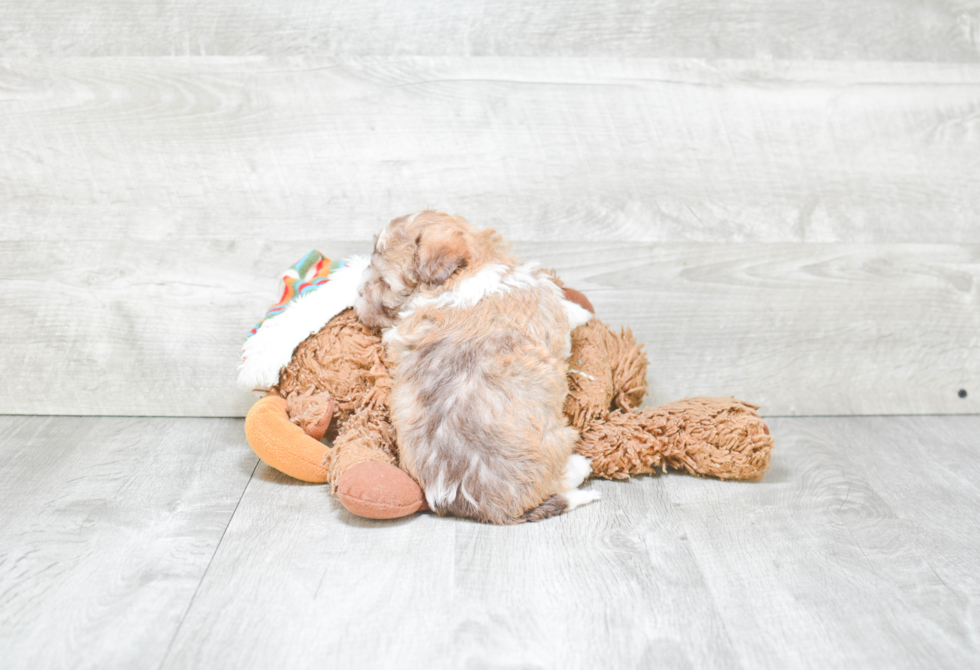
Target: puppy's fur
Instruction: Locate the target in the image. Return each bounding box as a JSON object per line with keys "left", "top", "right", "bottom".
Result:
{"left": 355, "top": 211, "right": 599, "bottom": 524}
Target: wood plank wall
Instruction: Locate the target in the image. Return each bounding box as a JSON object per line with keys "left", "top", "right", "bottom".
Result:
{"left": 1, "top": 2, "right": 978, "bottom": 417}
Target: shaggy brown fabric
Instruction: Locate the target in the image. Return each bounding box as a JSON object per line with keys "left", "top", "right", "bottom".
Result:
{"left": 576, "top": 397, "right": 774, "bottom": 481}
{"left": 277, "top": 309, "right": 384, "bottom": 430}
{"left": 264, "top": 303, "right": 774, "bottom": 500}
{"left": 544, "top": 268, "right": 564, "bottom": 287}
{"left": 564, "top": 320, "right": 616, "bottom": 430}
{"left": 564, "top": 319, "right": 648, "bottom": 428}
{"left": 274, "top": 308, "right": 399, "bottom": 489}
{"left": 282, "top": 391, "right": 335, "bottom": 440}
{"left": 607, "top": 327, "right": 647, "bottom": 412}
{"left": 323, "top": 363, "right": 398, "bottom": 492}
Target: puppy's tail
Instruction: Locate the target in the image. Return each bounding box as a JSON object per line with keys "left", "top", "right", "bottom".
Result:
{"left": 521, "top": 489, "right": 602, "bottom": 523}
{"left": 521, "top": 494, "right": 568, "bottom": 523}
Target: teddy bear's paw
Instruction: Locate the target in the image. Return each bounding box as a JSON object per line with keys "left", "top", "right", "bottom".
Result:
{"left": 336, "top": 461, "right": 427, "bottom": 520}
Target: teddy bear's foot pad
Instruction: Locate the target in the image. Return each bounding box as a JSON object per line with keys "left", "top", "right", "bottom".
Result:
{"left": 336, "top": 461, "right": 427, "bottom": 520}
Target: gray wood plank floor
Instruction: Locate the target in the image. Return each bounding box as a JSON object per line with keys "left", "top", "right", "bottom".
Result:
{"left": 2, "top": 1, "right": 978, "bottom": 61}
{"left": 3, "top": 240, "right": 977, "bottom": 417}
{"left": 2, "top": 27, "right": 979, "bottom": 420}
{"left": 2, "top": 54, "right": 978, "bottom": 418}
{"left": 2, "top": 414, "right": 978, "bottom": 669}
{"left": 0, "top": 416, "right": 256, "bottom": 669}
{"left": 2, "top": 58, "right": 977, "bottom": 245}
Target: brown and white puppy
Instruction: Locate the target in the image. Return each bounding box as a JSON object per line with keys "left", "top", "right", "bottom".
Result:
{"left": 355, "top": 211, "right": 599, "bottom": 524}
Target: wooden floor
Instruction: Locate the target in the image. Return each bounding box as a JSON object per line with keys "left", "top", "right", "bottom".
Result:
{"left": 1, "top": 414, "right": 977, "bottom": 669}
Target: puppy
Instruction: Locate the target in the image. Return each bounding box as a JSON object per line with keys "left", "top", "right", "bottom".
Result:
{"left": 355, "top": 211, "right": 599, "bottom": 524}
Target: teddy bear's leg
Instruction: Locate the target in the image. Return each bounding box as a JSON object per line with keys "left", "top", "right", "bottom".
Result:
{"left": 577, "top": 397, "right": 774, "bottom": 481}
{"left": 326, "top": 374, "right": 428, "bottom": 520}
{"left": 325, "top": 400, "right": 396, "bottom": 484}
{"left": 564, "top": 319, "right": 616, "bottom": 430}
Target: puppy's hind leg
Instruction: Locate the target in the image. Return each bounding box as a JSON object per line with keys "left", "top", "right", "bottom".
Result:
{"left": 563, "top": 453, "right": 593, "bottom": 491}
{"left": 559, "top": 453, "right": 602, "bottom": 514}
{"left": 564, "top": 488, "right": 601, "bottom": 511}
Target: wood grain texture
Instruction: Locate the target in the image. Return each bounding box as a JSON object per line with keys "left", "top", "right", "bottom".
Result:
{"left": 665, "top": 415, "right": 980, "bottom": 668}
{"left": 0, "top": 239, "right": 365, "bottom": 417}
{"left": 447, "top": 478, "right": 740, "bottom": 668}
{"left": 1, "top": 240, "right": 976, "bottom": 417}
{"left": 1, "top": 0, "right": 979, "bottom": 61}
{"left": 1, "top": 57, "right": 978, "bottom": 244}
{"left": 0, "top": 415, "right": 256, "bottom": 670}
{"left": 157, "top": 416, "right": 977, "bottom": 669}
{"left": 561, "top": 242, "right": 980, "bottom": 417}
{"left": 816, "top": 416, "right": 980, "bottom": 605}
{"left": 159, "top": 463, "right": 458, "bottom": 669}
{"left": 160, "top": 463, "right": 739, "bottom": 669}
{"left": 2, "top": 416, "right": 977, "bottom": 669}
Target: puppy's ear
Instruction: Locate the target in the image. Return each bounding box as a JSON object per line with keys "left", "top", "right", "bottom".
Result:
{"left": 416, "top": 229, "right": 473, "bottom": 285}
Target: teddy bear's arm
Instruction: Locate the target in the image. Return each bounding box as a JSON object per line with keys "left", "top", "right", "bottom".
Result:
{"left": 565, "top": 318, "right": 651, "bottom": 429}
{"left": 605, "top": 326, "right": 648, "bottom": 412}
{"left": 564, "top": 320, "right": 615, "bottom": 430}
{"left": 576, "top": 397, "right": 773, "bottom": 481}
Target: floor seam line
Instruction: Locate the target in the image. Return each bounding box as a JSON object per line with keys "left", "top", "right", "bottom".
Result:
{"left": 156, "top": 457, "right": 260, "bottom": 670}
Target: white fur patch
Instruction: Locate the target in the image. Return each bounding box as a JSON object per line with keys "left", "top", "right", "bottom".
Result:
{"left": 563, "top": 300, "right": 594, "bottom": 330}
{"left": 401, "top": 262, "right": 560, "bottom": 318}
{"left": 237, "top": 255, "right": 370, "bottom": 391}
{"left": 381, "top": 324, "right": 405, "bottom": 347}
{"left": 565, "top": 489, "right": 601, "bottom": 511}
{"left": 424, "top": 468, "right": 458, "bottom": 509}
{"left": 563, "top": 454, "right": 593, "bottom": 491}
{"left": 356, "top": 259, "right": 373, "bottom": 294}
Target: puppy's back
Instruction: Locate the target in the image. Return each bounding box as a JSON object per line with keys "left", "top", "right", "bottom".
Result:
{"left": 390, "top": 276, "right": 580, "bottom": 524}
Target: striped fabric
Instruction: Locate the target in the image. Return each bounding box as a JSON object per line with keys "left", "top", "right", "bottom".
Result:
{"left": 248, "top": 250, "right": 346, "bottom": 337}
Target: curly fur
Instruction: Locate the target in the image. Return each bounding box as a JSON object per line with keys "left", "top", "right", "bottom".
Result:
{"left": 355, "top": 211, "right": 599, "bottom": 524}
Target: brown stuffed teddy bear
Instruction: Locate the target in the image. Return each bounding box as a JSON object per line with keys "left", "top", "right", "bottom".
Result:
{"left": 241, "top": 255, "right": 773, "bottom": 520}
